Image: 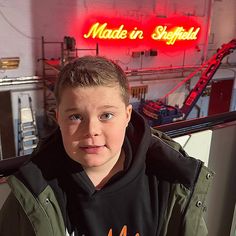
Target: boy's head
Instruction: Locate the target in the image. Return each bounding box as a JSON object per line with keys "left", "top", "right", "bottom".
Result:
{"left": 55, "top": 56, "right": 132, "bottom": 171}
{"left": 54, "top": 55, "right": 130, "bottom": 106}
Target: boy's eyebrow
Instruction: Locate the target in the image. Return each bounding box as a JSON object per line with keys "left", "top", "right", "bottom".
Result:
{"left": 64, "top": 105, "right": 119, "bottom": 113}
{"left": 99, "top": 105, "right": 119, "bottom": 109}
{"left": 64, "top": 108, "right": 79, "bottom": 113}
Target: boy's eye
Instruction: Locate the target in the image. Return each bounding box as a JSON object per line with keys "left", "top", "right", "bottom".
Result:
{"left": 99, "top": 113, "right": 114, "bottom": 121}
{"left": 69, "top": 114, "right": 83, "bottom": 121}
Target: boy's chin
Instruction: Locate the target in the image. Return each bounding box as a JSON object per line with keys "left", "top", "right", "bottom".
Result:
{"left": 69, "top": 155, "right": 105, "bottom": 168}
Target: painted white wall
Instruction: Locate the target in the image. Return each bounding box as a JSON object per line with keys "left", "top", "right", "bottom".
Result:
{"left": 206, "top": 121, "right": 236, "bottom": 236}
{"left": 173, "top": 129, "right": 212, "bottom": 166}
{"left": 1, "top": 0, "right": 234, "bottom": 77}
{"left": 210, "top": 0, "right": 236, "bottom": 50}
{"left": 0, "top": 0, "right": 35, "bottom": 77}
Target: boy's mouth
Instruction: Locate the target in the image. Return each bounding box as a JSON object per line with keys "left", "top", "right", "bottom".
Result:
{"left": 79, "top": 145, "right": 105, "bottom": 154}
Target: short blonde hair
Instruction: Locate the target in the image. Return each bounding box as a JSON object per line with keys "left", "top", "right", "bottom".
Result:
{"left": 54, "top": 56, "right": 130, "bottom": 105}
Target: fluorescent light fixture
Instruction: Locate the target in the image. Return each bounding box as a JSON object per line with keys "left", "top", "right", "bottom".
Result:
{"left": 0, "top": 57, "right": 20, "bottom": 69}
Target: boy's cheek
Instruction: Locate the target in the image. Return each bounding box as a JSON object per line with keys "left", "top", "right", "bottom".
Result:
{"left": 61, "top": 124, "right": 82, "bottom": 139}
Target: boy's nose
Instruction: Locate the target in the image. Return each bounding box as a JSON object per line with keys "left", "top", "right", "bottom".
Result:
{"left": 83, "top": 119, "right": 101, "bottom": 137}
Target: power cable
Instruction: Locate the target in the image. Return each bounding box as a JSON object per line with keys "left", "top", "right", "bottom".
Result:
{"left": 0, "top": 8, "right": 40, "bottom": 40}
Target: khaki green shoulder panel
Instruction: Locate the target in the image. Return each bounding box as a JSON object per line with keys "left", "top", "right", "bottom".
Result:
{"left": 38, "top": 185, "right": 66, "bottom": 236}
{"left": 181, "top": 166, "right": 214, "bottom": 236}
{"left": 7, "top": 176, "right": 66, "bottom": 236}
{"left": 160, "top": 166, "right": 214, "bottom": 236}
{"left": 160, "top": 183, "right": 191, "bottom": 236}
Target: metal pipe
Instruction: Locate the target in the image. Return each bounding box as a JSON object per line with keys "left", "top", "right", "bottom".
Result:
{"left": 60, "top": 42, "right": 64, "bottom": 66}
{"left": 0, "top": 79, "right": 43, "bottom": 87}
{"left": 126, "top": 65, "right": 200, "bottom": 74}
{"left": 43, "top": 41, "right": 63, "bottom": 44}
{"left": 126, "top": 65, "right": 200, "bottom": 78}
{"left": 128, "top": 75, "right": 188, "bottom": 83}
{"left": 0, "top": 131, "right": 3, "bottom": 160}
{"left": 41, "top": 36, "right": 46, "bottom": 78}
{"left": 203, "top": 0, "right": 213, "bottom": 62}
{"left": 96, "top": 43, "right": 99, "bottom": 55}
{"left": 0, "top": 76, "right": 40, "bottom": 82}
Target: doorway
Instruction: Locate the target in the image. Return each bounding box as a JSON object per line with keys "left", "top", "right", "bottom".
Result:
{"left": 208, "top": 79, "right": 234, "bottom": 116}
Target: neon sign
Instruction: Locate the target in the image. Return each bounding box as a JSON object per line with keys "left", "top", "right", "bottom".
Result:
{"left": 151, "top": 26, "right": 200, "bottom": 45}
{"left": 84, "top": 23, "right": 144, "bottom": 40}
{"left": 83, "top": 22, "right": 200, "bottom": 46}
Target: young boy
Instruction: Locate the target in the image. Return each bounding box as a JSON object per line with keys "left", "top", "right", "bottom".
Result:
{"left": 0, "top": 56, "right": 213, "bottom": 236}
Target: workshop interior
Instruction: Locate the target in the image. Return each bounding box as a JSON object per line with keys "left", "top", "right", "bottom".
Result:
{"left": 0, "top": 0, "right": 236, "bottom": 235}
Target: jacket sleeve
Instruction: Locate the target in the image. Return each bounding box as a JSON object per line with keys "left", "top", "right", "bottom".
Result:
{"left": 0, "top": 192, "right": 35, "bottom": 236}
{"left": 151, "top": 128, "right": 214, "bottom": 236}
{"left": 181, "top": 165, "right": 214, "bottom": 236}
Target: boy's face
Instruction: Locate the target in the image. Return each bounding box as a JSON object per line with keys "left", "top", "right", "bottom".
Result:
{"left": 57, "top": 85, "right": 132, "bottom": 170}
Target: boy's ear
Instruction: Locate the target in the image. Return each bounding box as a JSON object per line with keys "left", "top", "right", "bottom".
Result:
{"left": 55, "top": 108, "right": 59, "bottom": 122}
{"left": 126, "top": 104, "right": 132, "bottom": 124}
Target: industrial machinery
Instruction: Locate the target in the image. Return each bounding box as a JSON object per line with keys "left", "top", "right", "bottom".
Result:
{"left": 140, "top": 39, "right": 236, "bottom": 126}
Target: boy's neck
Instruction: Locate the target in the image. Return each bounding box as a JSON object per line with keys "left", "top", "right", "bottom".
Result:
{"left": 84, "top": 150, "right": 125, "bottom": 190}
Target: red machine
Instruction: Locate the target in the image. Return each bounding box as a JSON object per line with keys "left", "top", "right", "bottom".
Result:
{"left": 140, "top": 39, "right": 236, "bottom": 126}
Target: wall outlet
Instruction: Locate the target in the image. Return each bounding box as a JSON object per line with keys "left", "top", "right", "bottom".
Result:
{"left": 132, "top": 51, "right": 141, "bottom": 58}
{"left": 145, "top": 50, "right": 150, "bottom": 56}
{"left": 150, "top": 49, "right": 158, "bottom": 56}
